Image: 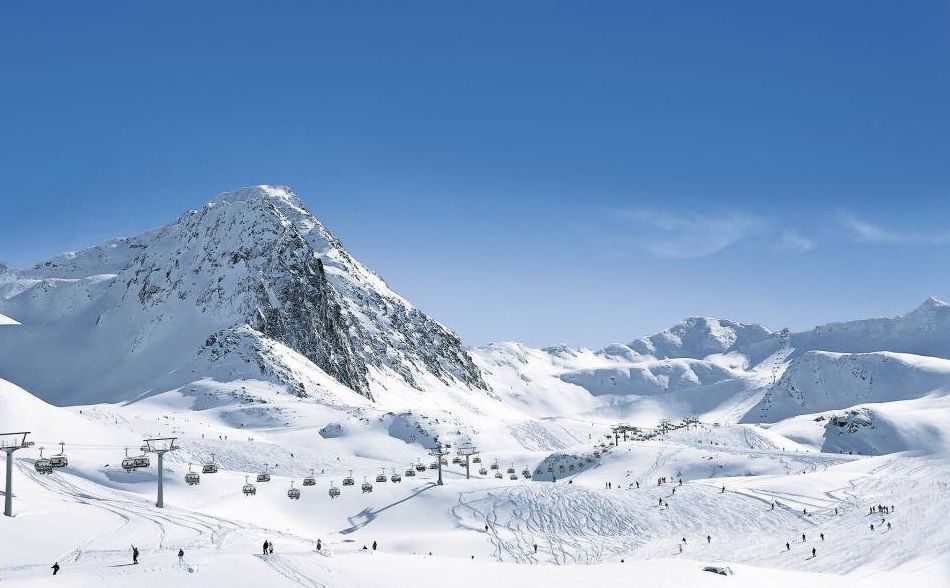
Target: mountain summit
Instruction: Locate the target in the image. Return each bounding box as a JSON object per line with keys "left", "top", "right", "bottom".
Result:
{"left": 0, "top": 185, "right": 487, "bottom": 404}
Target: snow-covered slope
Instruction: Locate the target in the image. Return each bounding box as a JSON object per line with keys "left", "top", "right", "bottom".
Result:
{"left": 0, "top": 186, "right": 486, "bottom": 405}
{"left": 751, "top": 351, "right": 950, "bottom": 423}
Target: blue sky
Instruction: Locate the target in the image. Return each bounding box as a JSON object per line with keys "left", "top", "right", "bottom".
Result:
{"left": 1, "top": 1, "right": 948, "bottom": 346}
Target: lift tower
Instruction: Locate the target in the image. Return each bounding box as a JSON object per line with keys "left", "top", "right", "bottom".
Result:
{"left": 429, "top": 443, "right": 450, "bottom": 486}
{"left": 1, "top": 432, "right": 34, "bottom": 517}
{"left": 143, "top": 437, "right": 179, "bottom": 508}
{"left": 457, "top": 444, "right": 479, "bottom": 480}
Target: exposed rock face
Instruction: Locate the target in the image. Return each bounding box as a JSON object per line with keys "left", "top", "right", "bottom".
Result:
{"left": 0, "top": 185, "right": 488, "bottom": 404}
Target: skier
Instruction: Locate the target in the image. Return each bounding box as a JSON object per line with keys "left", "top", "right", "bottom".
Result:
{"left": 533, "top": 543, "right": 538, "bottom": 553}
{"left": 887, "top": 522, "right": 891, "bottom": 530}
{"left": 820, "top": 533, "right": 824, "bottom": 541}
{"left": 269, "top": 542, "right": 274, "bottom": 554}
{"left": 678, "top": 544, "right": 683, "bottom": 554}
{"left": 263, "top": 540, "right": 270, "bottom": 555}
{"left": 802, "top": 533, "right": 806, "bottom": 542}
{"left": 721, "top": 486, "right": 725, "bottom": 494}
{"left": 707, "top": 535, "right": 711, "bottom": 544}
{"left": 372, "top": 541, "right": 377, "bottom": 551}
{"left": 771, "top": 502, "right": 775, "bottom": 511}
{"left": 178, "top": 548, "right": 184, "bottom": 564}
{"left": 132, "top": 546, "right": 139, "bottom": 565}
{"left": 636, "top": 481, "right": 640, "bottom": 489}
{"left": 316, "top": 539, "right": 322, "bottom": 552}
{"left": 786, "top": 542, "right": 790, "bottom": 551}
{"left": 672, "top": 487, "right": 676, "bottom": 495}
{"left": 682, "top": 537, "right": 687, "bottom": 544}
{"left": 870, "top": 524, "right": 875, "bottom": 531}
{"left": 659, "top": 497, "right": 663, "bottom": 506}
{"left": 52, "top": 562, "right": 60, "bottom": 575}
{"left": 812, "top": 547, "right": 816, "bottom": 558}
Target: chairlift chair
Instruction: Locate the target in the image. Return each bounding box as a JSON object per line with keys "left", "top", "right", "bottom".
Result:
{"left": 132, "top": 446, "right": 150, "bottom": 469}
{"left": 405, "top": 466, "right": 416, "bottom": 477}
{"left": 415, "top": 462, "right": 426, "bottom": 472}
{"left": 479, "top": 467, "right": 488, "bottom": 475}
{"left": 375, "top": 470, "right": 387, "bottom": 483}
{"left": 522, "top": 468, "right": 532, "bottom": 479}
{"left": 452, "top": 456, "right": 462, "bottom": 464}
{"left": 506, "top": 465, "right": 515, "bottom": 474}
{"left": 472, "top": 456, "right": 481, "bottom": 463}
{"left": 287, "top": 481, "right": 301, "bottom": 500}
{"left": 202, "top": 453, "right": 219, "bottom": 474}
{"left": 329, "top": 482, "right": 341, "bottom": 498}
{"left": 361, "top": 477, "right": 373, "bottom": 493}
{"left": 391, "top": 469, "right": 402, "bottom": 483}
{"left": 256, "top": 465, "right": 271, "bottom": 483}
{"left": 49, "top": 442, "right": 68, "bottom": 468}
{"left": 494, "top": 471, "right": 503, "bottom": 479}
{"left": 121, "top": 448, "right": 136, "bottom": 472}
{"left": 490, "top": 461, "right": 499, "bottom": 470}
{"left": 34, "top": 447, "right": 53, "bottom": 474}
{"left": 509, "top": 473, "right": 519, "bottom": 480}
{"left": 429, "top": 461, "right": 438, "bottom": 470}
{"left": 242, "top": 476, "right": 257, "bottom": 496}
{"left": 303, "top": 469, "right": 316, "bottom": 486}
{"left": 343, "top": 470, "right": 355, "bottom": 486}
{"left": 185, "top": 464, "right": 201, "bottom": 486}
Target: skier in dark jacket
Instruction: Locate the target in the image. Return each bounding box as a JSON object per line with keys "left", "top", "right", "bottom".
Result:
{"left": 132, "top": 546, "right": 139, "bottom": 564}
{"left": 52, "top": 562, "right": 60, "bottom": 575}
{"left": 263, "top": 540, "right": 270, "bottom": 555}
{"left": 372, "top": 541, "right": 377, "bottom": 551}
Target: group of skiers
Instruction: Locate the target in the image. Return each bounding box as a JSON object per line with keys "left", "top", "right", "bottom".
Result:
{"left": 50, "top": 545, "right": 186, "bottom": 576}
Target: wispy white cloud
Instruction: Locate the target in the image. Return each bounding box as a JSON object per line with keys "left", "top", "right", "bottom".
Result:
{"left": 776, "top": 229, "right": 817, "bottom": 253}
{"left": 841, "top": 213, "right": 950, "bottom": 245}
{"left": 619, "top": 209, "right": 765, "bottom": 258}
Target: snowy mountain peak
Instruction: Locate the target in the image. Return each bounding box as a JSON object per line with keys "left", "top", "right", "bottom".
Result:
{"left": 0, "top": 185, "right": 488, "bottom": 405}
{"left": 626, "top": 316, "right": 772, "bottom": 360}
{"left": 916, "top": 296, "right": 949, "bottom": 311}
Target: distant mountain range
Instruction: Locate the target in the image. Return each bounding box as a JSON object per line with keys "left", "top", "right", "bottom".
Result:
{"left": 2, "top": 186, "right": 948, "bottom": 452}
